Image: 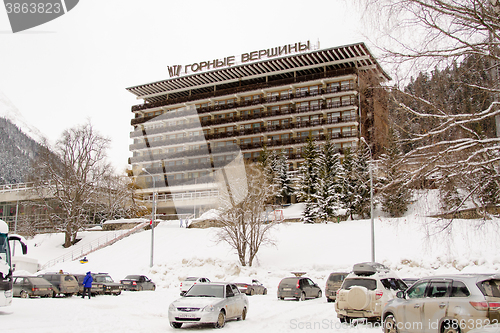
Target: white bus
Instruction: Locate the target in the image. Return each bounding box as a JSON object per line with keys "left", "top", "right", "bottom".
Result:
{"left": 0, "top": 219, "right": 27, "bottom": 306}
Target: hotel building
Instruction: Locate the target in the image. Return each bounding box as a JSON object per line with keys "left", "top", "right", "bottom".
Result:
{"left": 126, "top": 42, "right": 390, "bottom": 217}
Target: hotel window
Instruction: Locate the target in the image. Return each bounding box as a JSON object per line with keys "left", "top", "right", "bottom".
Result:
{"left": 327, "top": 81, "right": 340, "bottom": 93}
{"left": 196, "top": 102, "right": 209, "bottom": 110}
{"left": 201, "top": 116, "right": 210, "bottom": 122}
{"left": 327, "top": 112, "right": 341, "bottom": 121}
{"left": 341, "top": 95, "right": 354, "bottom": 106}
{"left": 341, "top": 80, "right": 354, "bottom": 91}
{"left": 153, "top": 136, "right": 162, "bottom": 142}
{"left": 328, "top": 127, "right": 341, "bottom": 138}
{"left": 244, "top": 153, "right": 252, "bottom": 159}
{"left": 268, "top": 118, "right": 290, "bottom": 127}
{"left": 327, "top": 97, "right": 341, "bottom": 108}
{"left": 226, "top": 126, "right": 235, "bottom": 132}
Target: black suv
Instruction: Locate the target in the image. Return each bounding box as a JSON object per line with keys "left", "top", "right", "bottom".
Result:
{"left": 92, "top": 273, "right": 122, "bottom": 296}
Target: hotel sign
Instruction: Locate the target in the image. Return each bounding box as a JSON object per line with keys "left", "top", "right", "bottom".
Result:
{"left": 167, "top": 41, "right": 312, "bottom": 78}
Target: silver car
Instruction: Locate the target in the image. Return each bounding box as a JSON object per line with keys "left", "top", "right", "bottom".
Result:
{"left": 382, "top": 274, "right": 500, "bottom": 333}
{"left": 168, "top": 282, "right": 249, "bottom": 329}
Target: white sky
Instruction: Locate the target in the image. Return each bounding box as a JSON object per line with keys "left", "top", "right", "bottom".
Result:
{"left": 0, "top": 0, "right": 374, "bottom": 173}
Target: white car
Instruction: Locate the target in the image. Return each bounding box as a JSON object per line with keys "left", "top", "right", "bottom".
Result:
{"left": 169, "top": 282, "right": 249, "bottom": 329}
{"left": 335, "top": 262, "right": 407, "bottom": 323}
{"left": 180, "top": 277, "right": 210, "bottom": 293}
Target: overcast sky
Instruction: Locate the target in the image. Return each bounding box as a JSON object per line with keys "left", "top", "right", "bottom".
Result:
{"left": 0, "top": 0, "right": 376, "bottom": 172}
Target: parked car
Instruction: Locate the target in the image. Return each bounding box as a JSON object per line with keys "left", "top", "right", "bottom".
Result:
{"left": 120, "top": 275, "right": 156, "bottom": 291}
{"left": 73, "top": 274, "right": 101, "bottom": 296}
{"left": 92, "top": 273, "right": 122, "bottom": 295}
{"left": 13, "top": 276, "right": 54, "bottom": 298}
{"left": 180, "top": 276, "right": 210, "bottom": 293}
{"left": 325, "top": 272, "right": 349, "bottom": 302}
{"left": 382, "top": 274, "right": 500, "bottom": 333}
{"left": 233, "top": 278, "right": 267, "bottom": 295}
{"left": 37, "top": 272, "right": 79, "bottom": 297}
{"left": 335, "top": 262, "right": 407, "bottom": 323}
{"left": 168, "top": 282, "right": 249, "bottom": 329}
{"left": 277, "top": 276, "right": 322, "bottom": 301}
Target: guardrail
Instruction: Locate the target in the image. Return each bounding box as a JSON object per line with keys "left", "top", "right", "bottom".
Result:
{"left": 41, "top": 220, "right": 150, "bottom": 270}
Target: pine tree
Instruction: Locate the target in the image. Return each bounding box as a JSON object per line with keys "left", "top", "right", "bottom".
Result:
{"left": 379, "top": 128, "right": 412, "bottom": 217}
{"left": 296, "top": 136, "right": 318, "bottom": 203}
{"left": 351, "top": 145, "right": 371, "bottom": 219}
{"left": 313, "top": 138, "right": 344, "bottom": 222}
{"left": 274, "top": 150, "right": 294, "bottom": 204}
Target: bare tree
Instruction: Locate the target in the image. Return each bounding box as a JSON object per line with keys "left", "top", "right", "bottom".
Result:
{"left": 358, "top": 0, "right": 500, "bottom": 215}
{"left": 216, "top": 163, "right": 276, "bottom": 267}
{"left": 31, "top": 122, "right": 111, "bottom": 247}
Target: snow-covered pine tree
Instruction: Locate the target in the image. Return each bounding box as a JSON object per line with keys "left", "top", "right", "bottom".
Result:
{"left": 274, "top": 150, "right": 294, "bottom": 205}
{"left": 313, "top": 138, "right": 344, "bottom": 222}
{"left": 379, "top": 128, "right": 412, "bottom": 217}
{"left": 341, "top": 148, "right": 356, "bottom": 219}
{"left": 352, "top": 145, "right": 371, "bottom": 219}
{"left": 296, "top": 136, "right": 319, "bottom": 223}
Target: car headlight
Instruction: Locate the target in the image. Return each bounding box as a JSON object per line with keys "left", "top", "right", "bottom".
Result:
{"left": 168, "top": 303, "right": 176, "bottom": 311}
{"left": 203, "top": 305, "right": 216, "bottom": 312}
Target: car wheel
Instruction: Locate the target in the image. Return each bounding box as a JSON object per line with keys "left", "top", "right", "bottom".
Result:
{"left": 152, "top": 285, "right": 156, "bottom": 291}
{"left": 442, "top": 321, "right": 460, "bottom": 333}
{"left": 279, "top": 296, "right": 284, "bottom": 300}
{"left": 263, "top": 288, "right": 267, "bottom": 295}
{"left": 327, "top": 298, "right": 333, "bottom": 303}
{"left": 238, "top": 307, "right": 247, "bottom": 321}
{"left": 65, "top": 293, "right": 73, "bottom": 297}
{"left": 384, "top": 315, "right": 399, "bottom": 333}
{"left": 20, "top": 291, "right": 28, "bottom": 299}
{"left": 215, "top": 310, "right": 226, "bottom": 328}
{"left": 317, "top": 290, "right": 322, "bottom": 298}
{"left": 170, "top": 322, "right": 182, "bottom": 329}
{"left": 300, "top": 292, "right": 306, "bottom": 301}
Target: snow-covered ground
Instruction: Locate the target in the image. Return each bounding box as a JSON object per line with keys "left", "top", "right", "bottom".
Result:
{"left": 4, "top": 190, "right": 500, "bottom": 332}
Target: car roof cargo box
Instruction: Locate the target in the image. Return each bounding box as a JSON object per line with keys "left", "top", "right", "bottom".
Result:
{"left": 352, "top": 262, "right": 389, "bottom": 276}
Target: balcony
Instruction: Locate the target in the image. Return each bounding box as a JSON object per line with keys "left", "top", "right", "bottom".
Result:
{"left": 131, "top": 67, "right": 358, "bottom": 112}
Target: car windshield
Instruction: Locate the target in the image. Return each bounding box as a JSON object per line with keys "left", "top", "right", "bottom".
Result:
{"left": 279, "top": 278, "right": 299, "bottom": 287}
{"left": 30, "top": 277, "right": 51, "bottom": 285}
{"left": 125, "top": 275, "right": 140, "bottom": 280}
{"left": 185, "top": 284, "right": 223, "bottom": 298}
{"left": 185, "top": 277, "right": 198, "bottom": 281}
{"left": 381, "top": 278, "right": 408, "bottom": 291}
{"left": 328, "top": 274, "right": 345, "bottom": 282}
{"left": 0, "top": 234, "right": 11, "bottom": 267}
{"left": 479, "top": 279, "right": 500, "bottom": 297}
{"left": 96, "top": 276, "right": 114, "bottom": 283}
{"left": 342, "top": 278, "right": 377, "bottom": 290}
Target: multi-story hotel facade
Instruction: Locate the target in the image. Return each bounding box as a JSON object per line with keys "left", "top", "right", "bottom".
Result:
{"left": 127, "top": 42, "right": 390, "bottom": 218}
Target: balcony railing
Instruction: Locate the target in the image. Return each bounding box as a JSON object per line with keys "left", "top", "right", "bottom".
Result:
{"left": 131, "top": 67, "right": 357, "bottom": 112}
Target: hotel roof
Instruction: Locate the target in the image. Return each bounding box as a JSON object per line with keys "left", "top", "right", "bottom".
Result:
{"left": 126, "top": 42, "right": 390, "bottom": 104}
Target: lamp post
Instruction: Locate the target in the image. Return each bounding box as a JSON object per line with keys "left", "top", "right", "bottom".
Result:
{"left": 360, "top": 137, "right": 375, "bottom": 262}
{"left": 142, "top": 168, "right": 155, "bottom": 267}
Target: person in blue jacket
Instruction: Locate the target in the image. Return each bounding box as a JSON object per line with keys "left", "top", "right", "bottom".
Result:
{"left": 82, "top": 271, "right": 93, "bottom": 299}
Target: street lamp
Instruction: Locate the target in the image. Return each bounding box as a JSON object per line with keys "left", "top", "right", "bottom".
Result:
{"left": 142, "top": 168, "right": 155, "bottom": 267}
{"left": 360, "top": 137, "right": 375, "bottom": 262}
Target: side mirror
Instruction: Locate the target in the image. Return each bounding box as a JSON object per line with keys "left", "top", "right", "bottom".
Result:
{"left": 8, "top": 235, "right": 27, "bottom": 255}
{"left": 180, "top": 291, "right": 186, "bottom": 297}
{"left": 396, "top": 290, "right": 405, "bottom": 299}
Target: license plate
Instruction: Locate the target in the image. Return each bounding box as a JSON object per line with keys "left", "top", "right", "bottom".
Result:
{"left": 283, "top": 288, "right": 291, "bottom": 291}
{"left": 178, "top": 313, "right": 196, "bottom": 318}
{"left": 39, "top": 288, "right": 47, "bottom": 291}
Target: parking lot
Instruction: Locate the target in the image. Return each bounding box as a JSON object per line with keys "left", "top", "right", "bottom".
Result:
{"left": 1, "top": 289, "right": 381, "bottom": 333}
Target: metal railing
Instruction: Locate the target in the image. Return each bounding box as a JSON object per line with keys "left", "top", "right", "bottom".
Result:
{"left": 41, "top": 220, "right": 150, "bottom": 270}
